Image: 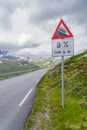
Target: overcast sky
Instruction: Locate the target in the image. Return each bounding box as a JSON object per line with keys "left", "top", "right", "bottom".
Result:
{"left": 0, "top": 0, "right": 87, "bottom": 57}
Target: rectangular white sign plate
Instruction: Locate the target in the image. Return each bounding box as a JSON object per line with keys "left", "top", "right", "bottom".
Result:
{"left": 52, "top": 38, "right": 74, "bottom": 57}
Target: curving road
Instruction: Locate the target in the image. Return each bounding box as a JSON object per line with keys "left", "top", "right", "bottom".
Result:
{"left": 0, "top": 69, "right": 47, "bottom": 130}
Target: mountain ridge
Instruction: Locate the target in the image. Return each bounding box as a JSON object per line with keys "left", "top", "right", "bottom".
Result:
{"left": 0, "top": 50, "right": 20, "bottom": 60}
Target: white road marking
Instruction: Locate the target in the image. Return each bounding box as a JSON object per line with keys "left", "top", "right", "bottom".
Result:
{"left": 19, "top": 89, "right": 33, "bottom": 106}
{"left": 36, "top": 77, "right": 42, "bottom": 84}
{"left": 36, "top": 79, "right": 39, "bottom": 84}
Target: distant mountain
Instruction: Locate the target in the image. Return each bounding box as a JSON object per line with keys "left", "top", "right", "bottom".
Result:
{"left": 0, "top": 50, "right": 20, "bottom": 60}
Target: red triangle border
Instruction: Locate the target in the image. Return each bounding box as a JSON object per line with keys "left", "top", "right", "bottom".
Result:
{"left": 52, "top": 19, "right": 73, "bottom": 39}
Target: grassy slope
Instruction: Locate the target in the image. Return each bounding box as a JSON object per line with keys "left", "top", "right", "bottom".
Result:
{"left": 24, "top": 51, "right": 87, "bottom": 130}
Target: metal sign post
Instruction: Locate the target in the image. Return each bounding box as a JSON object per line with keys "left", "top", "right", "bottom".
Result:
{"left": 61, "top": 55, "right": 64, "bottom": 108}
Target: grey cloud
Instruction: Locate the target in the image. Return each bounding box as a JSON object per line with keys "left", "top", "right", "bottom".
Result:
{"left": 0, "top": 0, "right": 24, "bottom": 30}
{"left": 68, "top": 0, "right": 87, "bottom": 25}
{"left": 0, "top": 40, "right": 40, "bottom": 51}
{"left": 0, "top": 8, "right": 12, "bottom": 30}
{"left": 28, "top": 0, "right": 65, "bottom": 23}
{"left": 22, "top": 41, "right": 40, "bottom": 48}
{"left": 0, "top": 42, "right": 19, "bottom": 51}
{"left": 24, "top": 0, "right": 87, "bottom": 37}
{"left": 0, "top": 0, "right": 87, "bottom": 33}
{"left": 26, "top": 0, "right": 87, "bottom": 26}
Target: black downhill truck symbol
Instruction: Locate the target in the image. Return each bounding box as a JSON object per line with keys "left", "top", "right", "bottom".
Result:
{"left": 56, "top": 27, "right": 68, "bottom": 36}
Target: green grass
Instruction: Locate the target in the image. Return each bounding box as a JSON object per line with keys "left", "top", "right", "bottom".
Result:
{"left": 24, "top": 50, "right": 87, "bottom": 130}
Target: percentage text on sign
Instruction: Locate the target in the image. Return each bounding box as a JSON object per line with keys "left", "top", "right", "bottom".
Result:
{"left": 57, "top": 41, "right": 69, "bottom": 48}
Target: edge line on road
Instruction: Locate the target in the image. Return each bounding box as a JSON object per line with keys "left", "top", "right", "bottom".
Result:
{"left": 19, "top": 89, "right": 33, "bottom": 106}
{"left": 36, "top": 79, "right": 40, "bottom": 84}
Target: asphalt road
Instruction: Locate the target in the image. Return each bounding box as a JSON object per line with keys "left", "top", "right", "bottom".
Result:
{"left": 0, "top": 69, "right": 47, "bottom": 130}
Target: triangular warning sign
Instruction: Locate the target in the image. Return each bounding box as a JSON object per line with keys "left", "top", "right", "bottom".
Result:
{"left": 52, "top": 19, "right": 73, "bottom": 39}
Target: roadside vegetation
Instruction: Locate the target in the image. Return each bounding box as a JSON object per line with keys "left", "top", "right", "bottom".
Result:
{"left": 24, "top": 50, "right": 87, "bottom": 130}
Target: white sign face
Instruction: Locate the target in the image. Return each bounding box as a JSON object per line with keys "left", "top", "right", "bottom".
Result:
{"left": 52, "top": 38, "right": 74, "bottom": 57}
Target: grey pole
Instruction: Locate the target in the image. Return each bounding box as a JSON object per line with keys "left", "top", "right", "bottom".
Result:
{"left": 61, "top": 55, "right": 64, "bottom": 108}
